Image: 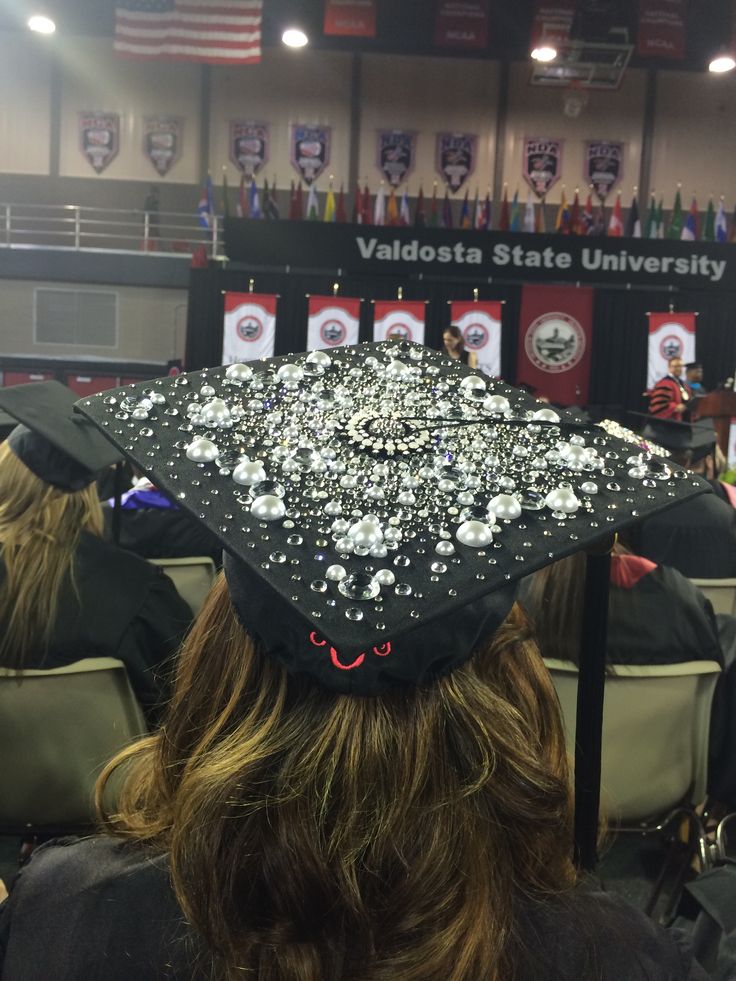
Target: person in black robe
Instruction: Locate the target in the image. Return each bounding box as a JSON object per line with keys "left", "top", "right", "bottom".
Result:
{"left": 0, "top": 382, "right": 192, "bottom": 721}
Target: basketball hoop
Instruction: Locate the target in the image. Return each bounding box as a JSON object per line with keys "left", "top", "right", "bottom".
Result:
{"left": 562, "top": 80, "right": 589, "bottom": 118}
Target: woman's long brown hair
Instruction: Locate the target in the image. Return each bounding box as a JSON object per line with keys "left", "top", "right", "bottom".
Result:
{"left": 0, "top": 442, "right": 104, "bottom": 668}
{"left": 98, "top": 576, "right": 576, "bottom": 980}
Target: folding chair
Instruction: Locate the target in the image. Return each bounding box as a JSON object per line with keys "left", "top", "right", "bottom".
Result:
{"left": 149, "top": 555, "right": 216, "bottom": 615}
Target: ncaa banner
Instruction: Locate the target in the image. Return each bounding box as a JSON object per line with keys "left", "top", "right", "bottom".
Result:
{"left": 434, "top": 0, "right": 490, "bottom": 50}
{"left": 307, "top": 296, "right": 360, "bottom": 350}
{"left": 449, "top": 300, "right": 502, "bottom": 378}
{"left": 637, "top": 0, "right": 686, "bottom": 60}
{"left": 373, "top": 300, "right": 426, "bottom": 345}
{"left": 517, "top": 285, "right": 594, "bottom": 405}
{"left": 222, "top": 292, "right": 277, "bottom": 364}
{"left": 646, "top": 312, "right": 696, "bottom": 391}
{"left": 324, "top": 0, "right": 376, "bottom": 37}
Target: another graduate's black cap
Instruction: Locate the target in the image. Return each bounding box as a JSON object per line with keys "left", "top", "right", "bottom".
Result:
{"left": 75, "top": 342, "right": 710, "bottom": 696}
{"left": 685, "top": 362, "right": 702, "bottom": 370}
{"left": 0, "top": 410, "right": 16, "bottom": 442}
{"left": 0, "top": 381, "right": 123, "bottom": 491}
{"left": 640, "top": 415, "right": 717, "bottom": 464}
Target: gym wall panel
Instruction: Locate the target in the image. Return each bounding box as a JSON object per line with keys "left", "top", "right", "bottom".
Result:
{"left": 504, "top": 64, "right": 647, "bottom": 205}
{"left": 359, "top": 54, "right": 499, "bottom": 196}
{"left": 651, "top": 70, "right": 736, "bottom": 200}
{"left": 210, "top": 50, "right": 352, "bottom": 187}
{"left": 0, "top": 33, "right": 52, "bottom": 175}
{"left": 58, "top": 37, "right": 200, "bottom": 183}
{"left": 0, "top": 279, "right": 187, "bottom": 362}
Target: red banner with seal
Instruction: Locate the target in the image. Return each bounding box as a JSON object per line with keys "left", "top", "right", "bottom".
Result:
{"left": 516, "top": 284, "right": 594, "bottom": 405}
{"left": 323, "top": 0, "right": 376, "bottom": 37}
{"left": 434, "top": 0, "right": 489, "bottom": 50}
{"left": 636, "top": 0, "right": 686, "bottom": 60}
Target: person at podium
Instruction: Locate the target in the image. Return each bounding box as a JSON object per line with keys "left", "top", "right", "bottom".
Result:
{"left": 685, "top": 361, "right": 707, "bottom": 396}
{"left": 648, "top": 355, "right": 692, "bottom": 421}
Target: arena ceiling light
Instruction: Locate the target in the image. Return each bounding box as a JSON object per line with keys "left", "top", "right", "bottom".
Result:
{"left": 282, "top": 27, "right": 309, "bottom": 47}
{"left": 709, "top": 49, "right": 736, "bottom": 73}
{"left": 27, "top": 13, "right": 56, "bottom": 34}
{"left": 531, "top": 43, "right": 557, "bottom": 62}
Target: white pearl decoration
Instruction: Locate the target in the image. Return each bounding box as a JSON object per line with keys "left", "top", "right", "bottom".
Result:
{"left": 306, "top": 350, "right": 331, "bottom": 368}
{"left": 233, "top": 460, "right": 267, "bottom": 485}
{"left": 201, "top": 398, "right": 230, "bottom": 425}
{"left": 186, "top": 437, "right": 219, "bottom": 462}
{"left": 375, "top": 569, "right": 396, "bottom": 586}
{"left": 489, "top": 493, "right": 522, "bottom": 520}
{"left": 544, "top": 487, "right": 581, "bottom": 514}
{"left": 250, "top": 495, "right": 286, "bottom": 521}
{"left": 225, "top": 363, "right": 253, "bottom": 382}
{"left": 277, "top": 363, "right": 304, "bottom": 384}
{"left": 456, "top": 520, "right": 494, "bottom": 548}
{"left": 532, "top": 407, "right": 561, "bottom": 422}
{"left": 580, "top": 481, "right": 599, "bottom": 495}
{"left": 347, "top": 519, "right": 383, "bottom": 548}
{"left": 483, "top": 394, "right": 510, "bottom": 414}
{"left": 326, "top": 564, "right": 347, "bottom": 581}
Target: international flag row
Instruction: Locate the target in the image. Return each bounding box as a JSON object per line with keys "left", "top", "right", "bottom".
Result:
{"left": 197, "top": 173, "right": 736, "bottom": 243}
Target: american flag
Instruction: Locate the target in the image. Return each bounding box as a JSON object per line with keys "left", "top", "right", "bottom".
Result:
{"left": 114, "top": 0, "right": 261, "bottom": 64}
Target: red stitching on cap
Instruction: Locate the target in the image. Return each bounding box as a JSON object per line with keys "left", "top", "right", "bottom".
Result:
{"left": 372, "top": 642, "right": 391, "bottom": 657}
{"left": 330, "top": 647, "right": 366, "bottom": 671}
{"left": 309, "top": 631, "right": 327, "bottom": 648}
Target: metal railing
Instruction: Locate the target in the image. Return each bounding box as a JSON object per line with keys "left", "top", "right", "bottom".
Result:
{"left": 1, "top": 203, "right": 225, "bottom": 258}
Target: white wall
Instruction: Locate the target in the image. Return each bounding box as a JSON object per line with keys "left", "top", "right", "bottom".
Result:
{"left": 58, "top": 36, "right": 201, "bottom": 183}
{"left": 0, "top": 34, "right": 52, "bottom": 175}
{"left": 0, "top": 279, "right": 187, "bottom": 362}
{"left": 504, "top": 63, "right": 646, "bottom": 205}
{"left": 210, "top": 49, "right": 352, "bottom": 188}
{"left": 360, "top": 54, "right": 499, "bottom": 197}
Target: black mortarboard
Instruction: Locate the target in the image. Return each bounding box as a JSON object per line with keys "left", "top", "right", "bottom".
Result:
{"left": 75, "top": 343, "right": 708, "bottom": 696}
{"left": 76, "top": 342, "right": 710, "bottom": 872}
{"left": 685, "top": 362, "right": 702, "bottom": 371}
{"left": 0, "top": 381, "right": 123, "bottom": 491}
{"left": 0, "top": 410, "right": 17, "bottom": 442}
{"left": 639, "top": 415, "right": 717, "bottom": 464}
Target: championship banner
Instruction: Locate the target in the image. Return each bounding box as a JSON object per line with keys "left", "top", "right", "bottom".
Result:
{"left": 434, "top": 0, "right": 490, "bottom": 50}
{"left": 372, "top": 300, "right": 426, "bottom": 345}
{"left": 307, "top": 296, "right": 360, "bottom": 350}
{"left": 222, "top": 292, "right": 277, "bottom": 364}
{"left": 377, "top": 130, "right": 416, "bottom": 187}
{"left": 78, "top": 112, "right": 119, "bottom": 174}
{"left": 646, "top": 312, "right": 696, "bottom": 391}
{"left": 229, "top": 121, "right": 269, "bottom": 177}
{"left": 516, "top": 284, "right": 594, "bottom": 405}
{"left": 436, "top": 133, "right": 476, "bottom": 192}
{"left": 584, "top": 140, "right": 623, "bottom": 201}
{"left": 323, "top": 0, "right": 376, "bottom": 37}
{"left": 530, "top": 1, "right": 576, "bottom": 50}
{"left": 290, "top": 124, "right": 331, "bottom": 185}
{"left": 523, "top": 138, "right": 563, "bottom": 198}
{"left": 449, "top": 300, "right": 502, "bottom": 378}
{"left": 143, "top": 116, "right": 182, "bottom": 177}
{"left": 636, "top": 0, "right": 686, "bottom": 60}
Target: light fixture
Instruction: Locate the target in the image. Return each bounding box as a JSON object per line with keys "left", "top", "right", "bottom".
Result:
{"left": 28, "top": 13, "right": 56, "bottom": 34}
{"left": 709, "top": 50, "right": 736, "bottom": 73}
{"left": 531, "top": 44, "right": 557, "bottom": 62}
{"left": 282, "top": 27, "right": 308, "bottom": 48}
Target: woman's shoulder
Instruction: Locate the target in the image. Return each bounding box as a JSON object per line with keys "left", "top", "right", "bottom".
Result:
{"left": 518, "top": 886, "right": 708, "bottom": 981}
{"left": 1, "top": 836, "right": 201, "bottom": 980}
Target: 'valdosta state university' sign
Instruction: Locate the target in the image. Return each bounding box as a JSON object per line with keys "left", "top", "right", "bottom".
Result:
{"left": 224, "top": 219, "right": 733, "bottom": 290}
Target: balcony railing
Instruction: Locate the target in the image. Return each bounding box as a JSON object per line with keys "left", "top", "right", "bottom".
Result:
{"left": 1, "top": 203, "right": 224, "bottom": 258}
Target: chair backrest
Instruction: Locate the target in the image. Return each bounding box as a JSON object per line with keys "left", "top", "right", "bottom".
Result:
{"left": 544, "top": 659, "right": 721, "bottom": 823}
{"left": 689, "top": 578, "right": 736, "bottom": 617}
{"left": 149, "top": 556, "right": 216, "bottom": 615}
{"left": 0, "top": 658, "right": 147, "bottom": 833}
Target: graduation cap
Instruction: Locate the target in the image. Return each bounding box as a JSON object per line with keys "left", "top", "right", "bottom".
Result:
{"left": 76, "top": 341, "right": 709, "bottom": 868}
{"left": 0, "top": 381, "right": 123, "bottom": 491}
{"left": 638, "top": 414, "right": 717, "bottom": 464}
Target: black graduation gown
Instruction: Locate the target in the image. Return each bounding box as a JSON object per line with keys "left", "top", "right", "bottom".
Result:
{"left": 102, "top": 505, "right": 224, "bottom": 568}
{"left": 0, "top": 837, "right": 709, "bottom": 981}
{"left": 633, "top": 491, "right": 736, "bottom": 580}
{"left": 0, "top": 532, "right": 193, "bottom": 721}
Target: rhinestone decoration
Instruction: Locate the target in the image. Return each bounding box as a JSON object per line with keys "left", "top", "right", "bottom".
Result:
{"left": 80, "top": 341, "right": 704, "bottom": 646}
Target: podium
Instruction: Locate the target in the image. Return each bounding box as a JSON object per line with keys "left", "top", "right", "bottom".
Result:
{"left": 692, "top": 391, "right": 736, "bottom": 455}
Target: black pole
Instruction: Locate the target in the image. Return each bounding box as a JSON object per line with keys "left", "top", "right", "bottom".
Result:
{"left": 112, "top": 461, "right": 123, "bottom": 546}
{"left": 573, "top": 546, "right": 612, "bottom": 870}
